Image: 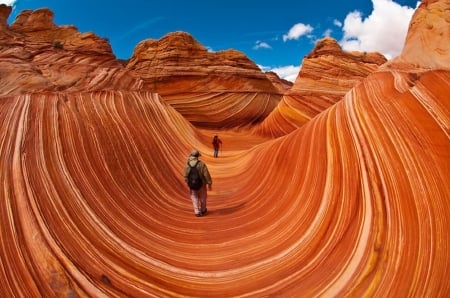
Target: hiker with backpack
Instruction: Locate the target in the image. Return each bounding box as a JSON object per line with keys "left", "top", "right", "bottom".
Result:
{"left": 212, "top": 135, "right": 222, "bottom": 158}
{"left": 184, "top": 149, "right": 212, "bottom": 217}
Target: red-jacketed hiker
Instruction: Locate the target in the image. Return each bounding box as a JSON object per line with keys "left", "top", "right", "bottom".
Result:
{"left": 212, "top": 135, "right": 222, "bottom": 158}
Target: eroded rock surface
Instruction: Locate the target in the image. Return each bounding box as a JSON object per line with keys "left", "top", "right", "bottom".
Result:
{"left": 0, "top": 5, "right": 142, "bottom": 96}
{"left": 254, "top": 37, "right": 387, "bottom": 137}
{"left": 127, "top": 31, "right": 283, "bottom": 128}
{"left": 0, "top": 1, "right": 449, "bottom": 296}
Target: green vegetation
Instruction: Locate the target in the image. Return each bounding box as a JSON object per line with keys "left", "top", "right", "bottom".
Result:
{"left": 53, "top": 40, "right": 64, "bottom": 49}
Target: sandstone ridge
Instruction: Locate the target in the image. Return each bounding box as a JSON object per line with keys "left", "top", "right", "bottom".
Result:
{"left": 254, "top": 37, "right": 387, "bottom": 137}
{"left": 0, "top": 5, "right": 142, "bottom": 95}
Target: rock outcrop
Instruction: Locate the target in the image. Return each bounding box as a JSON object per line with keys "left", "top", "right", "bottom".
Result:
{"left": 264, "top": 70, "right": 293, "bottom": 92}
{"left": 127, "top": 31, "right": 283, "bottom": 128}
{"left": 396, "top": 0, "right": 450, "bottom": 69}
{"left": 0, "top": 0, "right": 449, "bottom": 296}
{"left": 0, "top": 5, "right": 142, "bottom": 96}
{"left": 254, "top": 37, "right": 387, "bottom": 137}
{"left": 0, "top": 4, "right": 11, "bottom": 31}
{"left": 127, "top": 31, "right": 279, "bottom": 93}
{"left": 0, "top": 8, "right": 283, "bottom": 129}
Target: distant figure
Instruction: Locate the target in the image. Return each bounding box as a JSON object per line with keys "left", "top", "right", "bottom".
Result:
{"left": 184, "top": 149, "right": 212, "bottom": 217}
{"left": 212, "top": 135, "right": 222, "bottom": 158}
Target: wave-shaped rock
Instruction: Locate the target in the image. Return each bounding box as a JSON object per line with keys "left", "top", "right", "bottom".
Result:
{"left": 0, "top": 0, "right": 449, "bottom": 296}
{"left": 254, "top": 37, "right": 387, "bottom": 137}
{"left": 0, "top": 7, "right": 283, "bottom": 129}
{"left": 127, "top": 31, "right": 283, "bottom": 128}
{"left": 1, "top": 70, "right": 448, "bottom": 297}
{"left": 127, "top": 31, "right": 278, "bottom": 93}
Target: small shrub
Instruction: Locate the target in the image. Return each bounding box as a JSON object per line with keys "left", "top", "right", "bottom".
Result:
{"left": 53, "top": 40, "right": 64, "bottom": 49}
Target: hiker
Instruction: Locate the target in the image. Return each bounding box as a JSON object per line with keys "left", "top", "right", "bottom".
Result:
{"left": 212, "top": 135, "right": 222, "bottom": 158}
{"left": 184, "top": 149, "right": 212, "bottom": 217}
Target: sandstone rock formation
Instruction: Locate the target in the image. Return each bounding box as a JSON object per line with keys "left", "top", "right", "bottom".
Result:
{"left": 127, "top": 31, "right": 279, "bottom": 93}
{"left": 127, "top": 31, "right": 283, "bottom": 128}
{"left": 254, "top": 37, "right": 387, "bottom": 137}
{"left": 264, "top": 70, "right": 293, "bottom": 92}
{"left": 0, "top": 5, "right": 142, "bottom": 96}
{"left": 0, "top": 0, "right": 449, "bottom": 297}
{"left": 0, "top": 7, "right": 283, "bottom": 129}
{"left": 397, "top": 0, "right": 450, "bottom": 69}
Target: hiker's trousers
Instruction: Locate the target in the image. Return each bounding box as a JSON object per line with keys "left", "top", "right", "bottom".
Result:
{"left": 190, "top": 185, "right": 207, "bottom": 215}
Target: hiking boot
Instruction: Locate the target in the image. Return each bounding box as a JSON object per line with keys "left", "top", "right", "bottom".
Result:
{"left": 201, "top": 208, "right": 207, "bottom": 215}
{"left": 195, "top": 213, "right": 202, "bottom": 217}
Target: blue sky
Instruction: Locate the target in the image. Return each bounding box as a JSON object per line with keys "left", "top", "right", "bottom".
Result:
{"left": 3, "top": 0, "right": 419, "bottom": 81}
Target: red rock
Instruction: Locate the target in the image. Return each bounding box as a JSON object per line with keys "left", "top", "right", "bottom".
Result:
{"left": 0, "top": 0, "right": 449, "bottom": 296}
{"left": 9, "top": 8, "right": 57, "bottom": 32}
{"left": 0, "top": 6, "right": 142, "bottom": 96}
{"left": 127, "top": 31, "right": 276, "bottom": 92}
{"left": 388, "top": 0, "right": 450, "bottom": 69}
{"left": 265, "top": 71, "right": 293, "bottom": 92}
{"left": 254, "top": 37, "right": 387, "bottom": 137}
{"left": 127, "top": 31, "right": 283, "bottom": 128}
{"left": 0, "top": 4, "right": 11, "bottom": 31}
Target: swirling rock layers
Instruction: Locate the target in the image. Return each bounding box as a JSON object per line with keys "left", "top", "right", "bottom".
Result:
{"left": 1, "top": 70, "right": 448, "bottom": 297}
{"left": 0, "top": 0, "right": 450, "bottom": 296}
{"left": 255, "top": 38, "right": 388, "bottom": 137}
{"left": 127, "top": 31, "right": 284, "bottom": 128}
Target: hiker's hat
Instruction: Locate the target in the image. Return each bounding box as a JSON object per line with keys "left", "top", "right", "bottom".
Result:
{"left": 190, "top": 149, "right": 201, "bottom": 157}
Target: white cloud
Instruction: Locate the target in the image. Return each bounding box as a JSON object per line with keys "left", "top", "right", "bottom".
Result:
{"left": 273, "top": 65, "right": 300, "bottom": 82}
{"left": 340, "top": 0, "right": 417, "bottom": 59}
{"left": 283, "top": 23, "right": 314, "bottom": 42}
{"left": 253, "top": 40, "right": 272, "bottom": 50}
{"left": 0, "top": 0, "right": 17, "bottom": 5}
{"left": 323, "top": 29, "right": 333, "bottom": 37}
{"left": 333, "top": 19, "right": 343, "bottom": 27}
{"left": 260, "top": 64, "right": 300, "bottom": 83}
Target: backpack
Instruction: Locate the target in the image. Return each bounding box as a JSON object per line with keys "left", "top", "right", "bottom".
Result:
{"left": 187, "top": 161, "right": 203, "bottom": 190}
